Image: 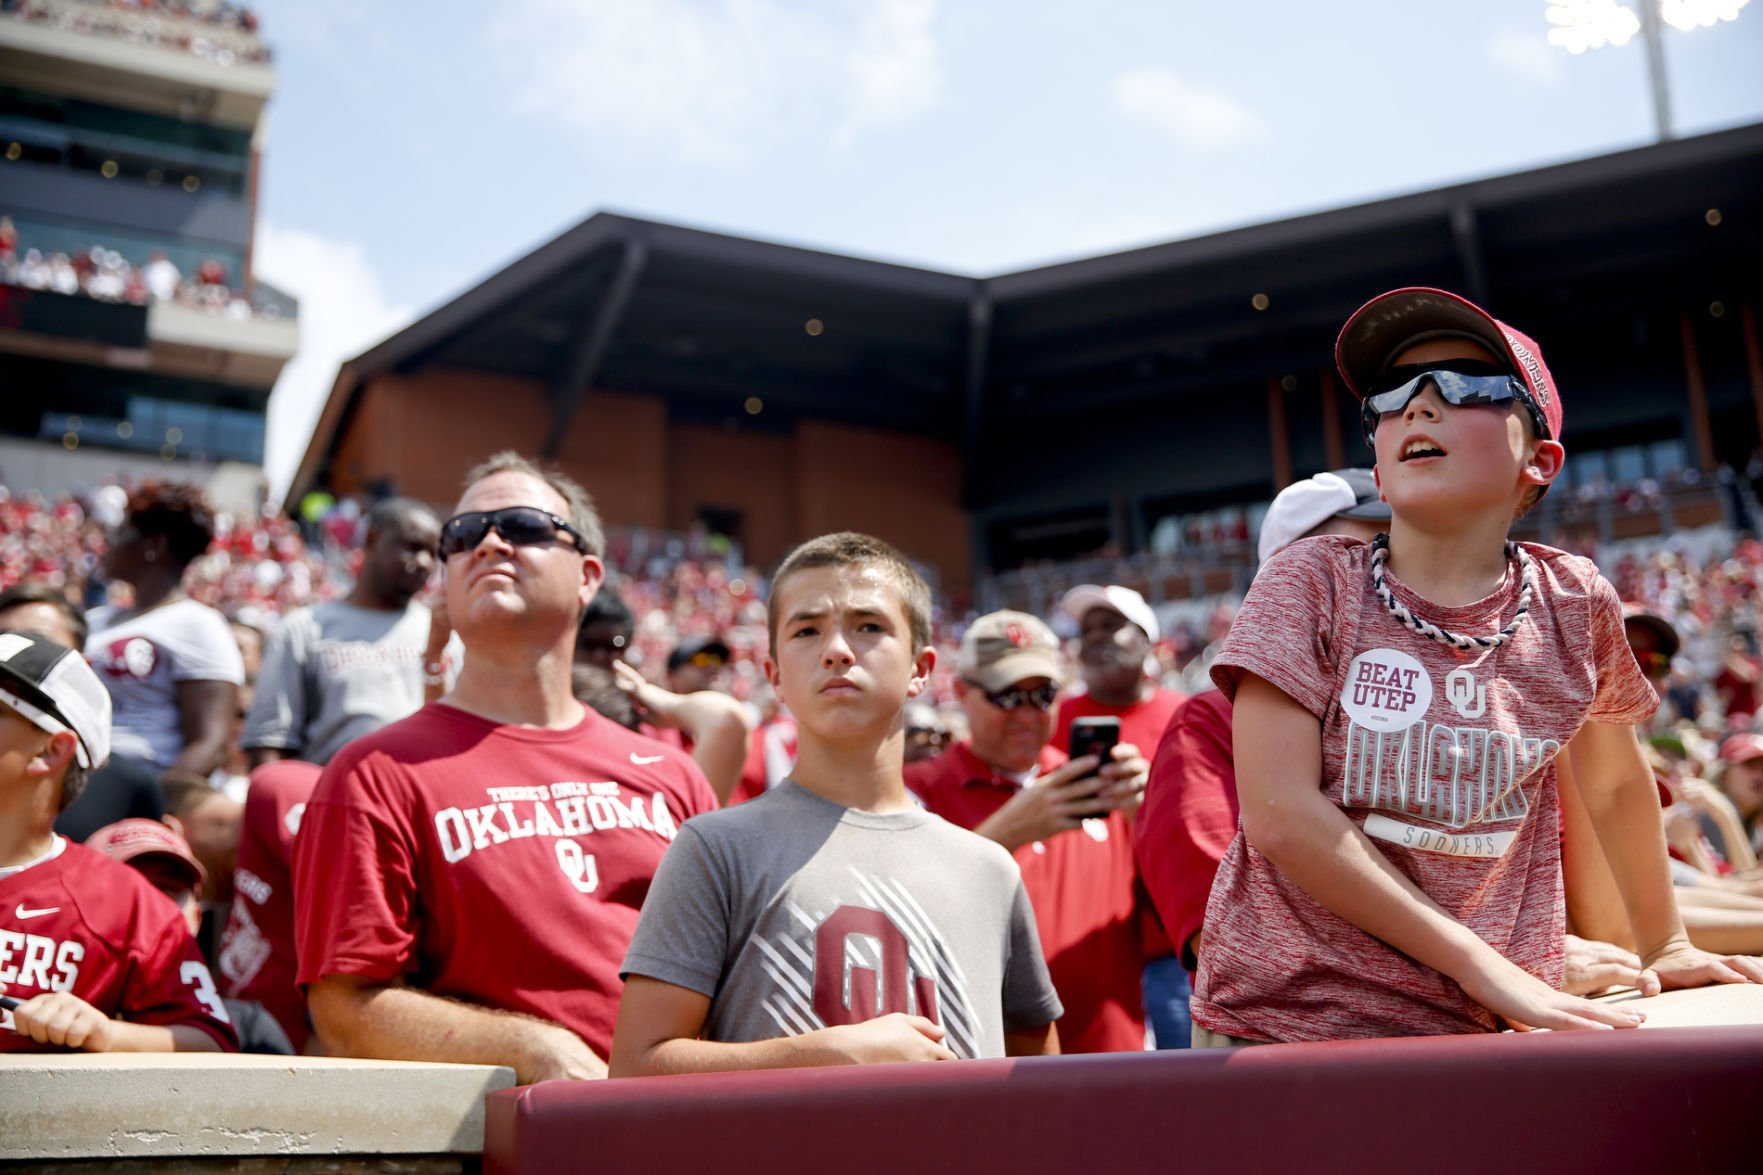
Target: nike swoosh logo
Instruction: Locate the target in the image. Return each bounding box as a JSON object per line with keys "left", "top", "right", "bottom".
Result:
{"left": 629, "top": 753, "right": 665, "bottom": 766}
{"left": 15, "top": 905, "right": 60, "bottom": 920}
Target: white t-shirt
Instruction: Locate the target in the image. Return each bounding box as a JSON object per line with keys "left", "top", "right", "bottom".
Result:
{"left": 87, "top": 599, "right": 246, "bottom": 768}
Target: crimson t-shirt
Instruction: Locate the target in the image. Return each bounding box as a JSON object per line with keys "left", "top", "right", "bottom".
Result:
{"left": 1135, "top": 689, "right": 1237, "bottom": 974}
{"left": 219, "top": 759, "right": 322, "bottom": 1051}
{"left": 1050, "top": 686, "right": 1186, "bottom": 762}
{"left": 905, "top": 741, "right": 1145, "bottom": 1054}
{"left": 293, "top": 702, "right": 718, "bottom": 1061}
{"left": 1, "top": 840, "right": 238, "bottom": 1052}
{"left": 1201, "top": 536, "right": 1657, "bottom": 1041}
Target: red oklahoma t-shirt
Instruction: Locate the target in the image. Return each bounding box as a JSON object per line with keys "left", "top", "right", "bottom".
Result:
{"left": 1135, "top": 689, "right": 1237, "bottom": 974}
{"left": 219, "top": 759, "right": 322, "bottom": 1051}
{"left": 905, "top": 741, "right": 1145, "bottom": 1054}
{"left": 1202, "top": 536, "right": 1657, "bottom": 1041}
{"left": 1, "top": 841, "right": 237, "bottom": 1052}
{"left": 294, "top": 703, "right": 718, "bottom": 1061}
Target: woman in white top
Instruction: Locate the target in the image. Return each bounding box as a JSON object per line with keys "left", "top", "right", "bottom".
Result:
{"left": 85, "top": 481, "right": 244, "bottom": 778}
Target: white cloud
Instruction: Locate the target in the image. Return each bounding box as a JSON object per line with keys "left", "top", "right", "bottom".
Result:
{"left": 256, "top": 223, "right": 413, "bottom": 504}
{"left": 491, "top": 0, "right": 944, "bottom": 165}
{"left": 1108, "top": 65, "right": 1271, "bottom": 153}
{"left": 1488, "top": 29, "right": 1565, "bottom": 85}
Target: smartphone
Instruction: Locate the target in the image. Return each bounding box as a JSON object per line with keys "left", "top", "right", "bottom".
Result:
{"left": 1066, "top": 716, "right": 1120, "bottom": 793}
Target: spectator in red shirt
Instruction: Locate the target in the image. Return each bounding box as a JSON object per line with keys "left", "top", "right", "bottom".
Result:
{"left": 294, "top": 453, "right": 718, "bottom": 1083}
{"left": 0, "top": 631, "right": 235, "bottom": 1053}
{"left": 905, "top": 611, "right": 1149, "bottom": 1052}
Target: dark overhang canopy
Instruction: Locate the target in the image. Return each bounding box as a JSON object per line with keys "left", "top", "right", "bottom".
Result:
{"left": 292, "top": 121, "right": 1763, "bottom": 506}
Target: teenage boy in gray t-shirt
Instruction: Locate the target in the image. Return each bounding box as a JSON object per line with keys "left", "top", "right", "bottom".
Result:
{"left": 613, "top": 533, "right": 1062, "bottom": 1072}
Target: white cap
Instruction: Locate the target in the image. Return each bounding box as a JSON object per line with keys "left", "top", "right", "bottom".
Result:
{"left": 0, "top": 631, "right": 112, "bottom": 769}
{"left": 1059, "top": 584, "right": 1160, "bottom": 643}
{"left": 1257, "top": 469, "right": 1391, "bottom": 564}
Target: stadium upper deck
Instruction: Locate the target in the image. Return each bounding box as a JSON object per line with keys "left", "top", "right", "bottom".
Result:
{"left": 292, "top": 121, "right": 1762, "bottom": 585}
{"left": 0, "top": 0, "right": 297, "bottom": 498}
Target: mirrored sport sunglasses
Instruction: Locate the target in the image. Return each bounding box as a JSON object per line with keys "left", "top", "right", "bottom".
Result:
{"left": 967, "top": 679, "right": 1059, "bottom": 711}
{"left": 438, "top": 506, "right": 589, "bottom": 558}
{"left": 1360, "top": 363, "right": 1549, "bottom": 447}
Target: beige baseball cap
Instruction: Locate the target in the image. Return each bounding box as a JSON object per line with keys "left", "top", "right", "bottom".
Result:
{"left": 958, "top": 611, "right": 1062, "bottom": 692}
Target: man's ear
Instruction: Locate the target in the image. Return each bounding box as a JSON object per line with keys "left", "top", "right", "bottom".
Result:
{"left": 578, "top": 555, "right": 607, "bottom": 609}
{"left": 761, "top": 651, "right": 781, "bottom": 692}
{"left": 1525, "top": 439, "right": 1566, "bottom": 487}
{"left": 906, "top": 646, "right": 937, "bottom": 699}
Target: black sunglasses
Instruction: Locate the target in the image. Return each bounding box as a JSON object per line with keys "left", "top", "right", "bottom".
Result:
{"left": 1361, "top": 363, "right": 1549, "bottom": 447}
{"left": 966, "top": 679, "right": 1059, "bottom": 712}
{"left": 438, "top": 506, "right": 588, "bottom": 559}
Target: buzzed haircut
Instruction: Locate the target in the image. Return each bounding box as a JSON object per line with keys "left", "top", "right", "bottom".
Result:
{"left": 0, "top": 582, "right": 88, "bottom": 648}
{"left": 462, "top": 451, "right": 604, "bottom": 557}
{"left": 366, "top": 496, "right": 437, "bottom": 536}
{"left": 767, "top": 531, "right": 932, "bottom": 656}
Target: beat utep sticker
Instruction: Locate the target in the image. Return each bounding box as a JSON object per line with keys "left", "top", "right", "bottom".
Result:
{"left": 1342, "top": 649, "right": 1432, "bottom": 731}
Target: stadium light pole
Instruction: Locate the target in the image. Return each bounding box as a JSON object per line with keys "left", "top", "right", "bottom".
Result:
{"left": 1545, "top": 0, "right": 1751, "bottom": 141}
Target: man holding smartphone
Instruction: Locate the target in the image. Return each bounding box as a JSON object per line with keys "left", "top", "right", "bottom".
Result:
{"left": 905, "top": 611, "right": 1151, "bottom": 1053}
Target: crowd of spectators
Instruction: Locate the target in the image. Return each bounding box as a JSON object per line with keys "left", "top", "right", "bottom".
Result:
{"left": 0, "top": 0, "right": 269, "bottom": 65}
{"left": 0, "top": 221, "right": 273, "bottom": 320}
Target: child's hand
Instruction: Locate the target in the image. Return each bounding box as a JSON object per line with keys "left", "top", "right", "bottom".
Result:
{"left": 1562, "top": 934, "right": 1656, "bottom": 997}
{"left": 1458, "top": 956, "right": 1646, "bottom": 1032}
{"left": 3, "top": 986, "right": 117, "bottom": 1051}
{"left": 823, "top": 1013, "right": 957, "bottom": 1064}
{"left": 1643, "top": 939, "right": 1763, "bottom": 989}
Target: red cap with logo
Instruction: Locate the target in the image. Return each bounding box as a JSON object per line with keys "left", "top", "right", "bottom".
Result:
{"left": 1335, "top": 287, "right": 1563, "bottom": 442}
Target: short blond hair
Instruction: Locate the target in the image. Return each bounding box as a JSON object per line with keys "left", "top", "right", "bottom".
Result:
{"left": 768, "top": 532, "right": 932, "bottom": 656}
{"left": 462, "top": 451, "right": 604, "bottom": 556}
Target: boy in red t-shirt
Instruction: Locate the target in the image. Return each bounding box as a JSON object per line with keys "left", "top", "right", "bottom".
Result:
{"left": 0, "top": 631, "right": 235, "bottom": 1054}
{"left": 1197, "top": 287, "right": 1763, "bottom": 1044}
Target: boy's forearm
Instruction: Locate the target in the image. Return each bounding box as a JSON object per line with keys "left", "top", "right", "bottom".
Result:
{"left": 107, "top": 1021, "right": 225, "bottom": 1053}
{"left": 1556, "top": 751, "right": 1636, "bottom": 950}
{"left": 1569, "top": 727, "right": 1691, "bottom": 959}
{"left": 617, "top": 1029, "right": 854, "bottom": 1076}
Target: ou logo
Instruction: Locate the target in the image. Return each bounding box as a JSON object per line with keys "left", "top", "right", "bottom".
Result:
{"left": 555, "top": 840, "right": 599, "bottom": 894}
{"left": 1444, "top": 668, "right": 1486, "bottom": 719}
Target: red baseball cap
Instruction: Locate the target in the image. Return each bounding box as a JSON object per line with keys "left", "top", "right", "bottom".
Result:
{"left": 1335, "top": 287, "right": 1563, "bottom": 442}
{"left": 87, "top": 818, "right": 206, "bottom": 887}
{"left": 1719, "top": 733, "right": 1763, "bottom": 766}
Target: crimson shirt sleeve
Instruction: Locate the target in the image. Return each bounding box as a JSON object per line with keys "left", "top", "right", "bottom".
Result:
{"left": 293, "top": 752, "right": 421, "bottom": 987}
{"left": 124, "top": 891, "right": 239, "bottom": 1050}
{"left": 1135, "top": 691, "right": 1238, "bottom": 973}
{"left": 1210, "top": 538, "right": 1343, "bottom": 717}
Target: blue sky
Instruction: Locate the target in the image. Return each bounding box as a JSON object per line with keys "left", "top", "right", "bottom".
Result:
{"left": 250, "top": 0, "right": 1763, "bottom": 497}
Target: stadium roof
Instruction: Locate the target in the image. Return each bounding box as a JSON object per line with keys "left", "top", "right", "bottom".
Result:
{"left": 292, "top": 120, "right": 1763, "bottom": 507}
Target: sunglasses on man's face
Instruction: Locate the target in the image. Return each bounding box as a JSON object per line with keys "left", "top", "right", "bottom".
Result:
{"left": 438, "top": 506, "right": 588, "bottom": 559}
{"left": 1361, "top": 362, "right": 1549, "bottom": 447}
{"left": 968, "top": 679, "right": 1059, "bottom": 712}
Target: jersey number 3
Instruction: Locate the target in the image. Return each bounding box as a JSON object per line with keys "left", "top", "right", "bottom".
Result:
{"left": 181, "top": 961, "right": 232, "bottom": 1022}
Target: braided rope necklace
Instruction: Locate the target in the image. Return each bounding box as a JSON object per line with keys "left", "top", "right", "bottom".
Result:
{"left": 1369, "top": 533, "right": 1535, "bottom": 651}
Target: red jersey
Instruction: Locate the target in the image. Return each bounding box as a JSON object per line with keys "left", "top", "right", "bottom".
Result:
{"left": 905, "top": 741, "right": 1144, "bottom": 1054}
{"left": 1, "top": 840, "right": 237, "bottom": 1052}
{"left": 1051, "top": 685, "right": 1185, "bottom": 959}
{"left": 219, "top": 759, "right": 322, "bottom": 1050}
{"left": 1135, "top": 689, "right": 1237, "bottom": 974}
{"left": 1202, "top": 537, "right": 1657, "bottom": 1041}
{"left": 293, "top": 703, "right": 718, "bottom": 1061}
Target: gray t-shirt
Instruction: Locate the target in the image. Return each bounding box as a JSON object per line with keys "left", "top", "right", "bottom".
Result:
{"left": 622, "top": 781, "right": 1062, "bottom": 1060}
{"left": 242, "top": 600, "right": 453, "bottom": 765}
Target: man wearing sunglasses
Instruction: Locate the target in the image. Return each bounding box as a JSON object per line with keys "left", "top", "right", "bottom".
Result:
{"left": 905, "top": 611, "right": 1151, "bottom": 1054}
{"left": 294, "top": 452, "right": 719, "bottom": 1085}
